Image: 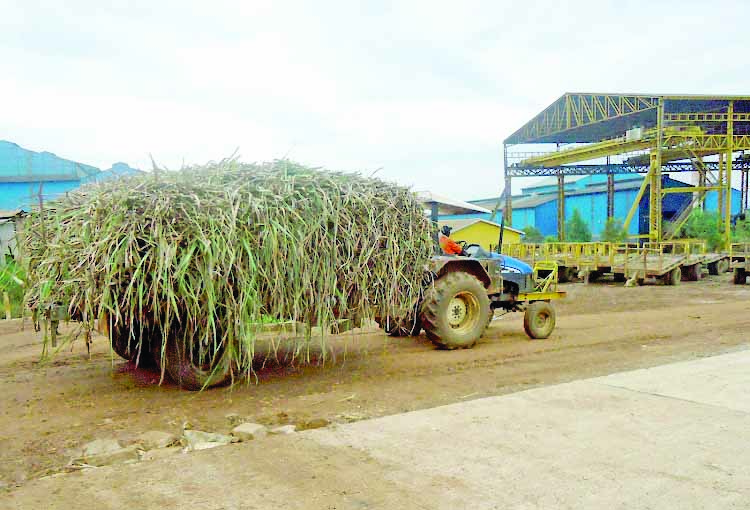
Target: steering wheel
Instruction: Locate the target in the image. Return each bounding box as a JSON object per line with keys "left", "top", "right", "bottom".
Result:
{"left": 457, "top": 240, "right": 468, "bottom": 249}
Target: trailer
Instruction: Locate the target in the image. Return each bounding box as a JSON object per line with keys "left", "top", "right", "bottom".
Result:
{"left": 505, "top": 241, "right": 726, "bottom": 285}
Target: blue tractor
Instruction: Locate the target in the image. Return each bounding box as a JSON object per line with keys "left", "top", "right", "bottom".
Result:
{"left": 377, "top": 237, "right": 565, "bottom": 349}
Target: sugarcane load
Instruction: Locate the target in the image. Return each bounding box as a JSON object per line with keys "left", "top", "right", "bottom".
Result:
{"left": 24, "top": 159, "right": 434, "bottom": 389}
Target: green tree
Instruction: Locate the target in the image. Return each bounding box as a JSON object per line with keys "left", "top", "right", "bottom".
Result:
{"left": 544, "top": 235, "right": 558, "bottom": 243}
{"left": 677, "top": 209, "right": 722, "bottom": 251}
{"left": 601, "top": 217, "right": 628, "bottom": 243}
{"left": 521, "top": 225, "right": 544, "bottom": 243}
{"left": 565, "top": 209, "right": 592, "bottom": 242}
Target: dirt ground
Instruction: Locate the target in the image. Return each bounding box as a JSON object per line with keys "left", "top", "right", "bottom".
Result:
{"left": 1, "top": 274, "right": 749, "bottom": 488}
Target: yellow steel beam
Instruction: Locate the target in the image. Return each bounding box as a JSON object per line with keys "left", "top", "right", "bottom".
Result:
{"left": 662, "top": 186, "right": 723, "bottom": 194}
{"left": 623, "top": 164, "right": 652, "bottom": 231}
{"left": 649, "top": 99, "right": 664, "bottom": 243}
{"left": 521, "top": 134, "right": 656, "bottom": 167}
{"left": 726, "top": 101, "right": 734, "bottom": 249}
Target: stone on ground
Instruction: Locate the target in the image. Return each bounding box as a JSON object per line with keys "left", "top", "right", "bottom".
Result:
{"left": 231, "top": 423, "right": 267, "bottom": 441}
{"left": 76, "top": 439, "right": 140, "bottom": 467}
{"left": 137, "top": 431, "right": 178, "bottom": 451}
{"left": 181, "top": 429, "right": 235, "bottom": 451}
{"left": 268, "top": 425, "right": 296, "bottom": 435}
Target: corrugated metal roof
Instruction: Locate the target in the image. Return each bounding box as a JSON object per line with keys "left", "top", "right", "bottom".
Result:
{"left": 439, "top": 218, "right": 525, "bottom": 235}
{"left": 0, "top": 140, "right": 100, "bottom": 182}
{"left": 417, "top": 191, "right": 492, "bottom": 215}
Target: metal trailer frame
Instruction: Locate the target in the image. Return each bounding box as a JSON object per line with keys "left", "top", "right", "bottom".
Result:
{"left": 505, "top": 241, "right": 729, "bottom": 285}
{"left": 730, "top": 242, "right": 750, "bottom": 284}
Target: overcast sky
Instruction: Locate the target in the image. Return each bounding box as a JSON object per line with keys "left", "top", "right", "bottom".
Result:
{"left": 2, "top": 1, "right": 749, "bottom": 199}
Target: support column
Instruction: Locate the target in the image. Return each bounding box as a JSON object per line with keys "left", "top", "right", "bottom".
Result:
{"left": 557, "top": 174, "right": 565, "bottom": 241}
{"left": 606, "top": 156, "right": 614, "bottom": 218}
{"left": 649, "top": 99, "right": 664, "bottom": 243}
{"left": 698, "top": 157, "right": 707, "bottom": 210}
{"left": 717, "top": 153, "right": 724, "bottom": 231}
{"left": 743, "top": 169, "right": 749, "bottom": 212}
{"left": 725, "top": 101, "right": 734, "bottom": 249}
{"left": 503, "top": 144, "right": 512, "bottom": 227}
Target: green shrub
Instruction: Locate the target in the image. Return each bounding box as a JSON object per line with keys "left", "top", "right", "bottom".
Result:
{"left": 565, "top": 209, "right": 592, "bottom": 242}
{"left": 522, "top": 226, "right": 544, "bottom": 243}
{"left": 601, "top": 218, "right": 628, "bottom": 243}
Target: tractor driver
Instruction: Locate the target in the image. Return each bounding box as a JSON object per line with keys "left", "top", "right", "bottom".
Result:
{"left": 438, "top": 226, "right": 466, "bottom": 256}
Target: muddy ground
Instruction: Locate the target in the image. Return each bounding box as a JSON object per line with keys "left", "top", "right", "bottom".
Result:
{"left": 1, "top": 275, "right": 749, "bottom": 487}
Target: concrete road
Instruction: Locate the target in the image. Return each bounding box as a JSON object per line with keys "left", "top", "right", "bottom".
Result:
{"left": 4, "top": 349, "right": 749, "bottom": 509}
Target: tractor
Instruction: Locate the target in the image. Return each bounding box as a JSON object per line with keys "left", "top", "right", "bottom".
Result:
{"left": 376, "top": 243, "right": 565, "bottom": 348}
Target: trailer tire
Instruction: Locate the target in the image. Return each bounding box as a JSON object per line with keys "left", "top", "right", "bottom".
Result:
{"left": 109, "top": 319, "right": 157, "bottom": 368}
{"left": 420, "top": 272, "right": 490, "bottom": 350}
{"left": 718, "top": 258, "right": 730, "bottom": 274}
{"left": 664, "top": 267, "right": 681, "bottom": 286}
{"left": 523, "top": 301, "right": 556, "bottom": 340}
{"left": 733, "top": 268, "right": 747, "bottom": 285}
{"left": 376, "top": 316, "right": 422, "bottom": 337}
{"left": 164, "top": 337, "right": 232, "bottom": 390}
{"left": 613, "top": 273, "right": 626, "bottom": 282}
{"left": 557, "top": 267, "right": 570, "bottom": 283}
{"left": 683, "top": 264, "right": 701, "bottom": 282}
{"left": 707, "top": 261, "right": 718, "bottom": 275}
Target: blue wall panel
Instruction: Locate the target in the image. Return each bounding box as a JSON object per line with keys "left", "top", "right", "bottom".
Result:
{"left": 0, "top": 181, "right": 82, "bottom": 210}
{"left": 535, "top": 201, "right": 558, "bottom": 237}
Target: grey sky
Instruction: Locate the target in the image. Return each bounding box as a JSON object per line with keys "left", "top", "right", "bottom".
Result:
{"left": 2, "top": 1, "right": 749, "bottom": 199}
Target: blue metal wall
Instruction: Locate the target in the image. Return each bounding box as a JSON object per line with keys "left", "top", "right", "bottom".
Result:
{"left": 0, "top": 140, "right": 103, "bottom": 210}
{"left": 704, "top": 189, "right": 742, "bottom": 215}
{"left": 534, "top": 201, "right": 557, "bottom": 236}
{"left": 0, "top": 181, "right": 83, "bottom": 210}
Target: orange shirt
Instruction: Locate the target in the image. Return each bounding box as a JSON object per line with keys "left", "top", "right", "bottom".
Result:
{"left": 439, "top": 233, "right": 463, "bottom": 255}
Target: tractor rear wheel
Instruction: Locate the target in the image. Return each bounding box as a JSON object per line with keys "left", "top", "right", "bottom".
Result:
{"left": 523, "top": 301, "right": 556, "bottom": 339}
{"left": 420, "top": 272, "right": 490, "bottom": 350}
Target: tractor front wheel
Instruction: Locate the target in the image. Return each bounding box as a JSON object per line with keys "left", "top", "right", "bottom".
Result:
{"left": 420, "top": 272, "right": 490, "bottom": 350}
{"left": 523, "top": 301, "right": 556, "bottom": 339}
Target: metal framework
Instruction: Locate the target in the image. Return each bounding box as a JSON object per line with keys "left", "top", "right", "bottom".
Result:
{"left": 502, "top": 93, "right": 750, "bottom": 248}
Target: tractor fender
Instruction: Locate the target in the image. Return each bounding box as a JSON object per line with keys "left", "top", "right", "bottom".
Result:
{"left": 430, "top": 258, "right": 492, "bottom": 289}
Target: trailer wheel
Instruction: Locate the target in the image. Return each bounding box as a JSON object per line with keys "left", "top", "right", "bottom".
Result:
{"left": 664, "top": 267, "right": 681, "bottom": 286}
{"left": 557, "top": 267, "right": 570, "bottom": 283}
{"left": 376, "top": 316, "right": 422, "bottom": 337}
{"left": 718, "top": 258, "right": 730, "bottom": 274}
{"left": 613, "top": 273, "right": 626, "bottom": 282}
{"left": 108, "top": 318, "right": 156, "bottom": 368}
{"left": 164, "top": 337, "right": 232, "bottom": 390}
{"left": 523, "top": 301, "right": 556, "bottom": 340}
{"left": 420, "top": 272, "right": 490, "bottom": 350}
{"left": 733, "top": 268, "right": 747, "bottom": 285}
{"left": 682, "top": 264, "right": 701, "bottom": 282}
{"left": 707, "top": 261, "right": 718, "bottom": 275}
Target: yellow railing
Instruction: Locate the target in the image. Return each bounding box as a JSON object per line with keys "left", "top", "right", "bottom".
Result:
{"left": 532, "top": 261, "right": 559, "bottom": 293}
